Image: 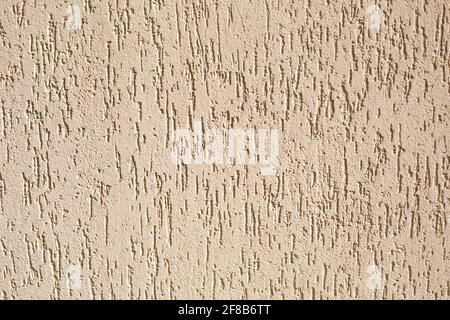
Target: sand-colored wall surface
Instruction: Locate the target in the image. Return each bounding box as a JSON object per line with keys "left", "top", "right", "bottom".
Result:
{"left": 0, "top": 0, "right": 449, "bottom": 299}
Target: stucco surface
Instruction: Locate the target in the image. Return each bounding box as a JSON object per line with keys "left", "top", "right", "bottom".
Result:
{"left": 0, "top": 0, "right": 449, "bottom": 299}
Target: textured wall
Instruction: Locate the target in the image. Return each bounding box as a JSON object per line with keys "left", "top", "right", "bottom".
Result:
{"left": 0, "top": 0, "right": 449, "bottom": 300}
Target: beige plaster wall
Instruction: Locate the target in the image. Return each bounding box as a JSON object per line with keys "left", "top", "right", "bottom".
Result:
{"left": 0, "top": 0, "right": 449, "bottom": 299}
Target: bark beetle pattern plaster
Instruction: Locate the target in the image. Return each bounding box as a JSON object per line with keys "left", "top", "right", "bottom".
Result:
{"left": 0, "top": 0, "right": 449, "bottom": 300}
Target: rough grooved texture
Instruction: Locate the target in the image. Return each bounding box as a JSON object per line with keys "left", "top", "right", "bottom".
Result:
{"left": 0, "top": 0, "right": 449, "bottom": 300}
